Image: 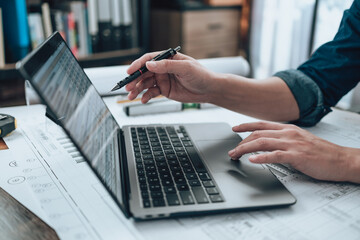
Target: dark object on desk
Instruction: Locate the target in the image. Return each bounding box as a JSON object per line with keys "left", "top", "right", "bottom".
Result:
{"left": 0, "top": 187, "right": 59, "bottom": 240}
{"left": 0, "top": 114, "right": 16, "bottom": 138}
{"left": 111, "top": 46, "right": 181, "bottom": 92}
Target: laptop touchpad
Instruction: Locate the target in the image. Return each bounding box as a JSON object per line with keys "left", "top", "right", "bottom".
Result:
{"left": 196, "top": 140, "right": 265, "bottom": 173}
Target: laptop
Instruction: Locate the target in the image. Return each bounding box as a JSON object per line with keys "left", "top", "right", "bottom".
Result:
{"left": 17, "top": 32, "right": 296, "bottom": 220}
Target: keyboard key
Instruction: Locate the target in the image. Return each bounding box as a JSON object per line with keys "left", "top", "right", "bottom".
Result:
{"left": 173, "top": 171, "right": 184, "bottom": 178}
{"left": 152, "top": 146, "right": 162, "bottom": 152}
{"left": 155, "top": 156, "right": 166, "bottom": 162}
{"left": 164, "top": 186, "right": 176, "bottom": 194}
{"left": 166, "top": 194, "right": 180, "bottom": 206}
{"left": 149, "top": 185, "right": 161, "bottom": 192}
{"left": 166, "top": 154, "right": 177, "bottom": 160}
{"left": 179, "top": 191, "right": 195, "bottom": 205}
{"left": 185, "top": 173, "right": 197, "bottom": 180}
{"left": 183, "top": 142, "right": 193, "bottom": 147}
{"left": 154, "top": 151, "right": 164, "bottom": 157}
{"left": 140, "top": 184, "right": 148, "bottom": 191}
{"left": 138, "top": 176, "right": 147, "bottom": 183}
{"left": 177, "top": 184, "right": 189, "bottom": 191}
{"left": 206, "top": 187, "right": 219, "bottom": 195}
{"left": 160, "top": 173, "right": 171, "bottom": 179}
{"left": 143, "top": 199, "right": 151, "bottom": 208}
{"left": 162, "top": 179, "right": 174, "bottom": 186}
{"left": 143, "top": 160, "right": 155, "bottom": 165}
{"left": 151, "top": 191, "right": 164, "bottom": 199}
{"left": 198, "top": 172, "right": 211, "bottom": 181}
{"left": 203, "top": 181, "right": 215, "bottom": 187}
{"left": 142, "top": 155, "right": 154, "bottom": 160}
{"left": 148, "top": 177, "right": 160, "bottom": 185}
{"left": 189, "top": 179, "right": 201, "bottom": 186}
{"left": 174, "top": 177, "right": 186, "bottom": 184}
{"left": 152, "top": 198, "right": 166, "bottom": 207}
{"left": 192, "top": 187, "right": 209, "bottom": 204}
{"left": 141, "top": 192, "right": 149, "bottom": 199}
{"left": 137, "top": 170, "right": 145, "bottom": 176}
{"left": 209, "top": 195, "right": 223, "bottom": 203}
{"left": 186, "top": 147, "right": 207, "bottom": 173}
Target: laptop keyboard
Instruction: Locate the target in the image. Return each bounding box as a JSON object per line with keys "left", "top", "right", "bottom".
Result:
{"left": 131, "top": 126, "right": 224, "bottom": 208}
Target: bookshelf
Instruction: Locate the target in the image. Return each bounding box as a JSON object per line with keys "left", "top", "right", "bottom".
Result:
{"left": 0, "top": 0, "right": 150, "bottom": 106}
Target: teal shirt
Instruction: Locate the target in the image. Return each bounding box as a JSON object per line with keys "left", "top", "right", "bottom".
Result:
{"left": 275, "top": 0, "right": 360, "bottom": 126}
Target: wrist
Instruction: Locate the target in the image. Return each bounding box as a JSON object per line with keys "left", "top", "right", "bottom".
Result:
{"left": 342, "top": 147, "right": 360, "bottom": 183}
{"left": 207, "top": 72, "right": 241, "bottom": 105}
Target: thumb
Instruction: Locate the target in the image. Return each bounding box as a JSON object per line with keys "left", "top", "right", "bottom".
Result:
{"left": 146, "top": 59, "right": 186, "bottom": 74}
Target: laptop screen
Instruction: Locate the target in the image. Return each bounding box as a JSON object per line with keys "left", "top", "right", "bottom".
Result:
{"left": 18, "top": 33, "right": 124, "bottom": 210}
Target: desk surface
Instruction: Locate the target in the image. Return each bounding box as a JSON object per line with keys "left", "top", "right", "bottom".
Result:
{"left": 0, "top": 101, "right": 360, "bottom": 240}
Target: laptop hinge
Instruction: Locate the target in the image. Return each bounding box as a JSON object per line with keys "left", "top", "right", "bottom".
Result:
{"left": 118, "top": 129, "right": 132, "bottom": 218}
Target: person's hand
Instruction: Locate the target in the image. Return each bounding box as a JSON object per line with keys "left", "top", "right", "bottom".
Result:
{"left": 228, "top": 121, "right": 360, "bottom": 183}
{"left": 125, "top": 51, "right": 217, "bottom": 103}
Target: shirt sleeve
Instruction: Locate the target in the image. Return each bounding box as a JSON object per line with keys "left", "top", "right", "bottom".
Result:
{"left": 298, "top": 1, "right": 360, "bottom": 109}
{"left": 274, "top": 1, "right": 360, "bottom": 126}
{"left": 274, "top": 70, "right": 331, "bottom": 127}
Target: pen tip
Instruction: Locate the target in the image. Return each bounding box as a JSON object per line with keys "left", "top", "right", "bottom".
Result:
{"left": 111, "top": 85, "right": 120, "bottom": 92}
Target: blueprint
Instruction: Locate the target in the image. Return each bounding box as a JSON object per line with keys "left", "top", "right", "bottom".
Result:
{"left": 1, "top": 104, "right": 360, "bottom": 240}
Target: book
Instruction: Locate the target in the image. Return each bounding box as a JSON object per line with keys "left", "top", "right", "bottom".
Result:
{"left": 0, "top": 0, "right": 30, "bottom": 63}
{"left": 53, "top": 10, "right": 66, "bottom": 41}
{"left": 97, "top": 0, "right": 112, "bottom": 52}
{"left": 120, "top": 0, "right": 133, "bottom": 49}
{"left": 111, "top": 0, "right": 123, "bottom": 50}
{"left": 28, "top": 13, "right": 45, "bottom": 50}
{"left": 87, "top": 0, "right": 99, "bottom": 53}
{"left": 70, "top": 1, "right": 90, "bottom": 57}
{"left": 41, "top": 2, "right": 53, "bottom": 38}
{"left": 67, "top": 12, "right": 78, "bottom": 57}
{"left": 0, "top": 8, "right": 5, "bottom": 67}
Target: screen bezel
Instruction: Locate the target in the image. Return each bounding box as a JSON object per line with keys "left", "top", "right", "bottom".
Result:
{"left": 16, "top": 32, "right": 131, "bottom": 218}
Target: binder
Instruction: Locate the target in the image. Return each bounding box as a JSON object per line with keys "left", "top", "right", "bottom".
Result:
{"left": 120, "top": 0, "right": 133, "bottom": 48}
{"left": 87, "top": 0, "right": 99, "bottom": 53}
{"left": 97, "top": 0, "right": 112, "bottom": 52}
{"left": 28, "top": 13, "right": 45, "bottom": 49}
{"left": 70, "top": 2, "right": 90, "bottom": 57}
{"left": 41, "top": 3, "right": 53, "bottom": 38}
{"left": 111, "top": 0, "right": 122, "bottom": 50}
{"left": 0, "top": 0, "right": 30, "bottom": 63}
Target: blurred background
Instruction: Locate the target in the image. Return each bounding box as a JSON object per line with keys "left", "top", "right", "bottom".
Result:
{"left": 0, "top": 0, "right": 358, "bottom": 112}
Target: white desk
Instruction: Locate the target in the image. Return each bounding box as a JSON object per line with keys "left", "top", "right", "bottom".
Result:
{"left": 1, "top": 99, "right": 360, "bottom": 240}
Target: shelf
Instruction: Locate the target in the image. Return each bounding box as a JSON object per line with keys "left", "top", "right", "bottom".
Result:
{"left": 0, "top": 47, "right": 147, "bottom": 81}
{"left": 151, "top": 0, "right": 242, "bottom": 11}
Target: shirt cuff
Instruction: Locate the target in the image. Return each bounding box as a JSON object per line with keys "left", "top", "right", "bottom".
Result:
{"left": 274, "top": 69, "right": 332, "bottom": 126}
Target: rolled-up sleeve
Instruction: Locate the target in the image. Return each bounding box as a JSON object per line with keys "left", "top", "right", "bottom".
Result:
{"left": 274, "top": 0, "right": 360, "bottom": 126}
{"left": 274, "top": 70, "right": 331, "bottom": 126}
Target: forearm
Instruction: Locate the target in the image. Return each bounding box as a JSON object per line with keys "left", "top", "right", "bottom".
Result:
{"left": 208, "top": 73, "right": 300, "bottom": 122}
{"left": 342, "top": 147, "right": 360, "bottom": 183}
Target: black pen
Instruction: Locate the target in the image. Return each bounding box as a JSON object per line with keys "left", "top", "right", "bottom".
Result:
{"left": 111, "top": 46, "right": 181, "bottom": 92}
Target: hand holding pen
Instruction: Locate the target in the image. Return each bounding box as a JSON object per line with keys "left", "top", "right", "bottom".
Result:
{"left": 125, "top": 50, "right": 216, "bottom": 104}
{"left": 111, "top": 46, "right": 181, "bottom": 92}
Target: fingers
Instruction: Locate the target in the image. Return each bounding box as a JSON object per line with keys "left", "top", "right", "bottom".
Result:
{"left": 146, "top": 59, "right": 191, "bottom": 74}
{"left": 248, "top": 151, "right": 290, "bottom": 164}
{"left": 127, "top": 52, "right": 192, "bottom": 75}
{"left": 141, "top": 86, "right": 161, "bottom": 103}
{"left": 232, "top": 121, "right": 294, "bottom": 133}
{"left": 127, "top": 52, "right": 162, "bottom": 75}
{"left": 239, "top": 129, "right": 284, "bottom": 145}
{"left": 127, "top": 76, "right": 157, "bottom": 100}
{"left": 228, "top": 138, "right": 288, "bottom": 160}
{"left": 125, "top": 71, "right": 154, "bottom": 92}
